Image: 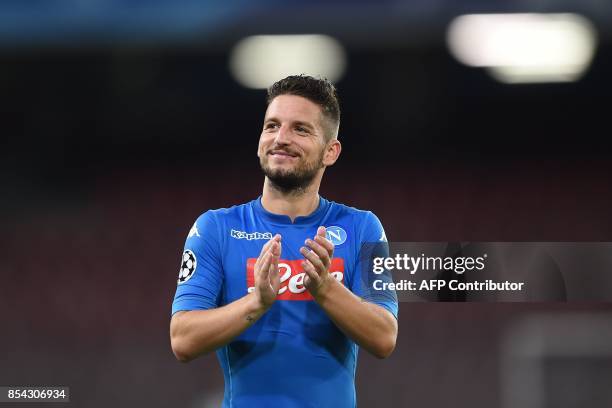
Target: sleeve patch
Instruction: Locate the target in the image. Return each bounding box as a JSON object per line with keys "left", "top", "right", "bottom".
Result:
{"left": 178, "top": 249, "right": 197, "bottom": 284}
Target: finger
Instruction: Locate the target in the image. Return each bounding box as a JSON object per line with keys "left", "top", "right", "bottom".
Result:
{"left": 300, "top": 246, "right": 325, "bottom": 273}
{"left": 270, "top": 240, "right": 281, "bottom": 258}
{"left": 257, "top": 251, "right": 272, "bottom": 280}
{"left": 258, "top": 234, "right": 280, "bottom": 258}
{"left": 270, "top": 259, "right": 280, "bottom": 282}
{"left": 270, "top": 235, "right": 282, "bottom": 263}
{"left": 255, "top": 241, "right": 272, "bottom": 271}
{"left": 314, "top": 234, "right": 334, "bottom": 257}
{"left": 317, "top": 226, "right": 326, "bottom": 238}
{"left": 258, "top": 240, "right": 273, "bottom": 258}
{"left": 268, "top": 258, "right": 280, "bottom": 288}
{"left": 305, "top": 238, "right": 330, "bottom": 268}
{"left": 302, "top": 260, "right": 320, "bottom": 284}
{"left": 255, "top": 234, "right": 281, "bottom": 270}
{"left": 266, "top": 242, "right": 279, "bottom": 279}
{"left": 269, "top": 242, "right": 280, "bottom": 271}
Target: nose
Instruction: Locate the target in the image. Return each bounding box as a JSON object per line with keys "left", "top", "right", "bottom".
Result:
{"left": 274, "top": 124, "right": 291, "bottom": 145}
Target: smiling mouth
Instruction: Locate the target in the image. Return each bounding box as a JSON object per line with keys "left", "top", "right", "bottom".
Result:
{"left": 269, "top": 150, "right": 299, "bottom": 158}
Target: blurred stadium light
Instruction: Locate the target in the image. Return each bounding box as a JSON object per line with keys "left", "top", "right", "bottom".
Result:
{"left": 229, "top": 35, "right": 346, "bottom": 89}
{"left": 447, "top": 13, "right": 598, "bottom": 84}
{"left": 1, "top": 1, "right": 610, "bottom": 47}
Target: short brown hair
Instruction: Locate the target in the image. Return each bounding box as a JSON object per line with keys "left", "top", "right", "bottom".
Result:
{"left": 267, "top": 75, "right": 340, "bottom": 141}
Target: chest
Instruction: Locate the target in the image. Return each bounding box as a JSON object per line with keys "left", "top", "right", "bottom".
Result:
{"left": 221, "top": 230, "right": 354, "bottom": 303}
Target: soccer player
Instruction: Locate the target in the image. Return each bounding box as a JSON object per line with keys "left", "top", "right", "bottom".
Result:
{"left": 170, "top": 75, "right": 398, "bottom": 407}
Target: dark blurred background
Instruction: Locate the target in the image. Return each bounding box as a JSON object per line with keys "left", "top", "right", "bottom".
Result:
{"left": 1, "top": 1, "right": 612, "bottom": 407}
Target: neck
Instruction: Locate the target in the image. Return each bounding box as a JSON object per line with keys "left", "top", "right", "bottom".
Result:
{"left": 261, "top": 177, "right": 321, "bottom": 222}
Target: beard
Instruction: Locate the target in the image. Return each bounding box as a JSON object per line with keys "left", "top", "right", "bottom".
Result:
{"left": 260, "top": 148, "right": 324, "bottom": 194}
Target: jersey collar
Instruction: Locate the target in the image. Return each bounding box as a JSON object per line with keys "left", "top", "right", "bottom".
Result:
{"left": 254, "top": 195, "right": 330, "bottom": 226}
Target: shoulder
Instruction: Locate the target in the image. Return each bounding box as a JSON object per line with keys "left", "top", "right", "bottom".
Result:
{"left": 194, "top": 200, "right": 256, "bottom": 224}
{"left": 325, "top": 199, "right": 386, "bottom": 242}
{"left": 326, "top": 199, "right": 380, "bottom": 224}
{"left": 188, "top": 200, "right": 257, "bottom": 241}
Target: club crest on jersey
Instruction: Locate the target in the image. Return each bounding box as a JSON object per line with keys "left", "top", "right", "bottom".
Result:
{"left": 325, "top": 226, "right": 347, "bottom": 246}
{"left": 231, "top": 229, "right": 273, "bottom": 240}
{"left": 178, "top": 250, "right": 197, "bottom": 284}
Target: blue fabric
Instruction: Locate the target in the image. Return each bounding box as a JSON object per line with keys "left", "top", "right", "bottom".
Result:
{"left": 172, "top": 196, "right": 398, "bottom": 408}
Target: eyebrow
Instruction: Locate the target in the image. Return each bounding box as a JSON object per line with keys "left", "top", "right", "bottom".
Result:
{"left": 264, "top": 117, "right": 316, "bottom": 131}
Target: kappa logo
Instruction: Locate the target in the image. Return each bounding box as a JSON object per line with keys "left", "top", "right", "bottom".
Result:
{"left": 188, "top": 222, "right": 200, "bottom": 238}
{"left": 231, "top": 229, "right": 273, "bottom": 240}
{"left": 326, "top": 226, "right": 347, "bottom": 246}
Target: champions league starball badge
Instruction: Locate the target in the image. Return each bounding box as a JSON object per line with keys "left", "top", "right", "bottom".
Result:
{"left": 178, "top": 250, "right": 197, "bottom": 284}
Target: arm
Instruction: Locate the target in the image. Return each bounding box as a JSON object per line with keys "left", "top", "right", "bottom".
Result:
{"left": 300, "top": 227, "right": 398, "bottom": 359}
{"left": 171, "top": 293, "right": 265, "bottom": 362}
{"left": 170, "top": 235, "right": 282, "bottom": 362}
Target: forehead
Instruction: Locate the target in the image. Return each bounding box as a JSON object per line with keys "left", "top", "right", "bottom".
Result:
{"left": 264, "top": 94, "right": 323, "bottom": 124}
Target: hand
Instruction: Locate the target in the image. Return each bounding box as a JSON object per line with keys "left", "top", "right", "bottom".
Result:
{"left": 253, "top": 234, "right": 282, "bottom": 309}
{"left": 300, "top": 226, "right": 335, "bottom": 298}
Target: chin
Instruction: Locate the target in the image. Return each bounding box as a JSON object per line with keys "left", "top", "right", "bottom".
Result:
{"left": 265, "top": 161, "right": 297, "bottom": 172}
{"left": 271, "top": 164, "right": 297, "bottom": 173}
{"left": 268, "top": 169, "right": 298, "bottom": 180}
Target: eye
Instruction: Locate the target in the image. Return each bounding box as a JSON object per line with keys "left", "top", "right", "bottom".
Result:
{"left": 264, "top": 122, "right": 279, "bottom": 131}
{"left": 295, "top": 126, "right": 310, "bottom": 134}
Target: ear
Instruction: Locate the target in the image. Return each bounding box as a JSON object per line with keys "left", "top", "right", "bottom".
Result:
{"left": 322, "top": 139, "right": 342, "bottom": 167}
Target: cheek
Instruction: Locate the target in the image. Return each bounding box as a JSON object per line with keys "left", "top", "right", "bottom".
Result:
{"left": 258, "top": 132, "right": 279, "bottom": 155}
{"left": 257, "top": 135, "right": 267, "bottom": 156}
{"left": 305, "top": 142, "right": 326, "bottom": 160}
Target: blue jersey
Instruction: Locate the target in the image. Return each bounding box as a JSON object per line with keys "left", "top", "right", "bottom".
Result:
{"left": 172, "top": 196, "right": 398, "bottom": 408}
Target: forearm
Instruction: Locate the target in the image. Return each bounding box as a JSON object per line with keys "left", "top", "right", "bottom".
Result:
{"left": 314, "top": 278, "right": 397, "bottom": 359}
{"left": 170, "top": 293, "right": 266, "bottom": 362}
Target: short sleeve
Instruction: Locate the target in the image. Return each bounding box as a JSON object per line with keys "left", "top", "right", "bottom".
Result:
{"left": 171, "top": 211, "right": 224, "bottom": 315}
{"left": 351, "top": 211, "right": 399, "bottom": 319}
